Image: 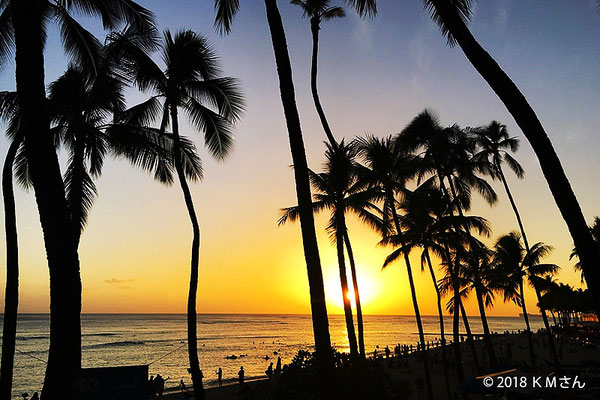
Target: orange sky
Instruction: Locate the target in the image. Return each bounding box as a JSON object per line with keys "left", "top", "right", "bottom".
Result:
{"left": 0, "top": 1, "right": 598, "bottom": 318}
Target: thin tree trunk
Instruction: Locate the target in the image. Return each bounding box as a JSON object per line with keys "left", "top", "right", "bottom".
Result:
{"left": 310, "top": 18, "right": 337, "bottom": 148}
{"left": 424, "top": 250, "right": 452, "bottom": 400}
{"left": 11, "top": 2, "right": 82, "bottom": 399}
{"left": 388, "top": 193, "right": 433, "bottom": 400}
{"left": 533, "top": 286, "right": 561, "bottom": 371}
{"left": 0, "top": 136, "right": 22, "bottom": 400}
{"left": 431, "top": 0, "right": 600, "bottom": 316}
{"left": 436, "top": 175, "right": 465, "bottom": 383}
{"left": 344, "top": 232, "right": 365, "bottom": 357}
{"left": 459, "top": 300, "right": 480, "bottom": 375}
{"left": 263, "top": 1, "right": 335, "bottom": 395}
{"left": 518, "top": 280, "right": 537, "bottom": 369}
{"left": 497, "top": 165, "right": 530, "bottom": 250}
{"left": 170, "top": 105, "right": 205, "bottom": 400}
{"left": 336, "top": 212, "right": 358, "bottom": 356}
{"left": 497, "top": 165, "right": 560, "bottom": 370}
{"left": 474, "top": 284, "right": 497, "bottom": 366}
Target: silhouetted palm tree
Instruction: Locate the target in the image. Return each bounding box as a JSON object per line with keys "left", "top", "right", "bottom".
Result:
{"left": 1, "top": 1, "right": 155, "bottom": 397}
{"left": 494, "top": 232, "right": 559, "bottom": 369}
{"left": 354, "top": 135, "right": 434, "bottom": 400}
{"left": 280, "top": 142, "right": 381, "bottom": 357}
{"left": 292, "top": 0, "right": 344, "bottom": 148}
{"left": 0, "top": 91, "right": 22, "bottom": 400}
{"left": 123, "top": 29, "right": 243, "bottom": 400}
{"left": 213, "top": 1, "right": 374, "bottom": 392}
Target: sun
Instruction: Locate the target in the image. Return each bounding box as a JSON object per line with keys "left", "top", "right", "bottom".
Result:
{"left": 324, "top": 266, "right": 379, "bottom": 312}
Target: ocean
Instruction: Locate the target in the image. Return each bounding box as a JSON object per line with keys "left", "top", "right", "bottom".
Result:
{"left": 2, "top": 313, "right": 545, "bottom": 398}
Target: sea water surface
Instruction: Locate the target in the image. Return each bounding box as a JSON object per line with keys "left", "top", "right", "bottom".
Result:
{"left": 1, "top": 313, "right": 545, "bottom": 398}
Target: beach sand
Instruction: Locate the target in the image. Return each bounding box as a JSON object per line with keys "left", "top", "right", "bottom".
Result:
{"left": 163, "top": 331, "right": 600, "bottom": 399}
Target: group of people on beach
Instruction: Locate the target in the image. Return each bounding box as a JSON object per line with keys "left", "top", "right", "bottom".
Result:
{"left": 148, "top": 374, "right": 167, "bottom": 398}
{"left": 264, "top": 356, "right": 282, "bottom": 379}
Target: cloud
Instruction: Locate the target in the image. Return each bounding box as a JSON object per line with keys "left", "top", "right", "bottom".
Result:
{"left": 352, "top": 13, "right": 373, "bottom": 48}
{"left": 105, "top": 278, "right": 134, "bottom": 284}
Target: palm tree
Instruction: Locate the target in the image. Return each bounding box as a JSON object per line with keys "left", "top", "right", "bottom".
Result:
{"left": 0, "top": 91, "right": 22, "bottom": 400}
{"left": 493, "top": 232, "right": 560, "bottom": 369}
{"left": 354, "top": 135, "right": 434, "bottom": 400}
{"left": 291, "top": 0, "right": 344, "bottom": 148}
{"left": 280, "top": 142, "right": 382, "bottom": 357}
{"left": 421, "top": 0, "right": 600, "bottom": 313}
{"left": 121, "top": 29, "right": 243, "bottom": 400}
{"left": 2, "top": 1, "right": 155, "bottom": 397}
{"left": 459, "top": 241, "right": 498, "bottom": 366}
{"left": 472, "top": 122, "right": 529, "bottom": 246}
{"left": 380, "top": 182, "right": 460, "bottom": 399}
{"left": 212, "top": 1, "right": 374, "bottom": 391}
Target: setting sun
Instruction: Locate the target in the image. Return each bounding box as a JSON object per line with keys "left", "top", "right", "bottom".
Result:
{"left": 324, "top": 264, "right": 381, "bottom": 312}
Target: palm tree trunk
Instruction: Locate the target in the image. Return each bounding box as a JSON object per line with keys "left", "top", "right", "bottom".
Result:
{"left": 424, "top": 250, "right": 452, "bottom": 399}
{"left": 263, "top": 0, "right": 335, "bottom": 394}
{"left": 458, "top": 300, "right": 480, "bottom": 374}
{"left": 436, "top": 175, "right": 465, "bottom": 383}
{"left": 0, "top": 136, "right": 22, "bottom": 400}
{"left": 430, "top": 0, "right": 600, "bottom": 316}
{"left": 387, "top": 193, "right": 433, "bottom": 400}
{"left": 310, "top": 17, "right": 337, "bottom": 148}
{"left": 533, "top": 286, "right": 561, "bottom": 371}
{"left": 518, "top": 280, "right": 537, "bottom": 369}
{"left": 11, "top": 2, "right": 83, "bottom": 399}
{"left": 336, "top": 213, "right": 358, "bottom": 356}
{"left": 170, "top": 104, "right": 205, "bottom": 400}
{"left": 474, "top": 285, "right": 497, "bottom": 366}
{"left": 343, "top": 232, "right": 365, "bottom": 357}
{"left": 497, "top": 165, "right": 529, "bottom": 250}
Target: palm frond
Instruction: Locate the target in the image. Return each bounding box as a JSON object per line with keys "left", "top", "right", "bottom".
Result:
{"left": 214, "top": 0, "right": 240, "bottom": 34}
{"left": 184, "top": 97, "right": 235, "bottom": 160}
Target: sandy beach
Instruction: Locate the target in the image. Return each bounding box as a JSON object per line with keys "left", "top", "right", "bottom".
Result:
{"left": 160, "top": 331, "right": 600, "bottom": 400}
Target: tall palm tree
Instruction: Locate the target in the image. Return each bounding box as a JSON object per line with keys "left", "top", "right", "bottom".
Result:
{"left": 471, "top": 122, "right": 528, "bottom": 248}
{"left": 354, "top": 135, "right": 434, "bottom": 400}
{"left": 0, "top": 91, "right": 22, "bottom": 400}
{"left": 493, "top": 232, "right": 559, "bottom": 369}
{"left": 459, "top": 241, "right": 498, "bottom": 366}
{"left": 291, "top": 0, "right": 344, "bottom": 148}
{"left": 280, "top": 142, "right": 382, "bottom": 357}
{"left": 2, "top": 2, "right": 155, "bottom": 397}
{"left": 472, "top": 121, "right": 562, "bottom": 370}
{"left": 213, "top": 1, "right": 375, "bottom": 392}
{"left": 121, "top": 29, "right": 243, "bottom": 400}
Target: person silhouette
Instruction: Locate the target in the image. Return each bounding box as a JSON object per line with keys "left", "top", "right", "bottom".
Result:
{"left": 238, "top": 366, "right": 245, "bottom": 385}
{"left": 265, "top": 362, "right": 274, "bottom": 379}
{"left": 274, "top": 356, "right": 282, "bottom": 376}
{"left": 216, "top": 367, "right": 223, "bottom": 387}
{"left": 179, "top": 379, "right": 186, "bottom": 392}
{"left": 31, "top": 394, "right": 39, "bottom": 400}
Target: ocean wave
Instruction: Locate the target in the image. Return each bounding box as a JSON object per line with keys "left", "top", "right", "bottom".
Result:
{"left": 85, "top": 340, "right": 145, "bottom": 349}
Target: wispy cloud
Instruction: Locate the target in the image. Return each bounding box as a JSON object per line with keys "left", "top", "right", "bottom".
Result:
{"left": 352, "top": 13, "right": 373, "bottom": 49}
{"left": 105, "top": 278, "right": 134, "bottom": 284}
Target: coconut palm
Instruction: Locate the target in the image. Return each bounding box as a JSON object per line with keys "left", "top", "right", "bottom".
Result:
{"left": 459, "top": 241, "right": 498, "bottom": 366}
{"left": 493, "top": 232, "right": 560, "bottom": 369}
{"left": 279, "top": 141, "right": 382, "bottom": 357}
{"left": 354, "top": 135, "right": 434, "bottom": 400}
{"left": 0, "top": 1, "right": 155, "bottom": 397}
{"left": 291, "top": 0, "right": 344, "bottom": 148}
{"left": 0, "top": 91, "right": 22, "bottom": 400}
{"left": 213, "top": 1, "right": 374, "bottom": 391}
{"left": 119, "top": 29, "right": 243, "bottom": 400}
{"left": 472, "top": 122, "right": 528, "bottom": 247}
